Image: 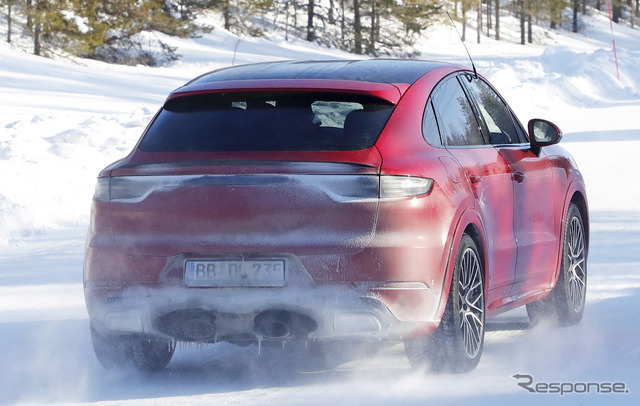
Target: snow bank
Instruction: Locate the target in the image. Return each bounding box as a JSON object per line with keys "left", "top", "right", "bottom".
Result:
{"left": 0, "top": 110, "right": 152, "bottom": 245}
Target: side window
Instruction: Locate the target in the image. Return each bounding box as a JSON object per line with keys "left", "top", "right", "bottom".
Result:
{"left": 463, "top": 76, "right": 521, "bottom": 144}
{"left": 511, "top": 111, "right": 529, "bottom": 142}
{"left": 431, "top": 76, "right": 485, "bottom": 147}
{"left": 422, "top": 100, "right": 442, "bottom": 146}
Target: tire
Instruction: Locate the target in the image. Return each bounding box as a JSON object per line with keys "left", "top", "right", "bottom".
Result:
{"left": 405, "top": 234, "right": 485, "bottom": 373}
{"left": 90, "top": 326, "right": 176, "bottom": 371}
{"left": 526, "top": 203, "right": 587, "bottom": 326}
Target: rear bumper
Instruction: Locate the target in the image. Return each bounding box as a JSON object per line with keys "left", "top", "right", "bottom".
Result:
{"left": 85, "top": 243, "right": 444, "bottom": 323}
{"left": 85, "top": 282, "right": 438, "bottom": 344}
{"left": 84, "top": 205, "right": 446, "bottom": 343}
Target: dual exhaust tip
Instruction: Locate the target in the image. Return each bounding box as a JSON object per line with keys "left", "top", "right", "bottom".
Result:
{"left": 253, "top": 310, "right": 317, "bottom": 339}
{"left": 155, "top": 309, "right": 317, "bottom": 343}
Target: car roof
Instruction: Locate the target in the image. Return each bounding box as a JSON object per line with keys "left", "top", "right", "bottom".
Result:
{"left": 189, "top": 59, "right": 450, "bottom": 86}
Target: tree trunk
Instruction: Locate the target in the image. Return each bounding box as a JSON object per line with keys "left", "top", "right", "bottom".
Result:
{"left": 520, "top": 1, "right": 525, "bottom": 45}
{"left": 573, "top": 0, "right": 579, "bottom": 33}
{"left": 477, "top": 0, "right": 482, "bottom": 43}
{"left": 340, "top": 0, "right": 345, "bottom": 43}
{"left": 462, "top": 7, "right": 466, "bottom": 41}
{"left": 307, "top": 0, "right": 315, "bottom": 41}
{"left": 368, "top": 0, "right": 376, "bottom": 55}
{"left": 527, "top": 13, "right": 532, "bottom": 43}
{"left": 329, "top": 0, "right": 334, "bottom": 24}
{"left": 487, "top": 0, "right": 492, "bottom": 36}
{"left": 495, "top": 0, "right": 500, "bottom": 40}
{"left": 285, "top": 1, "right": 290, "bottom": 41}
{"left": 612, "top": 2, "right": 621, "bottom": 23}
{"left": 34, "top": 22, "right": 41, "bottom": 55}
{"left": 7, "top": 3, "right": 12, "bottom": 43}
{"left": 223, "top": 1, "right": 231, "bottom": 31}
{"left": 26, "top": 0, "right": 33, "bottom": 29}
{"left": 354, "top": 0, "right": 362, "bottom": 54}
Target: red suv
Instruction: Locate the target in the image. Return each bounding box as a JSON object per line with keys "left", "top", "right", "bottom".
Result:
{"left": 84, "top": 59, "right": 588, "bottom": 373}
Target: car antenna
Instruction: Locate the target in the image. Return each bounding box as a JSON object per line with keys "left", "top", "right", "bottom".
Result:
{"left": 447, "top": 11, "right": 478, "bottom": 80}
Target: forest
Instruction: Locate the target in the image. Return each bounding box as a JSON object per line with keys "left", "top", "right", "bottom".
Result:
{"left": 1, "top": 1, "right": 638, "bottom": 65}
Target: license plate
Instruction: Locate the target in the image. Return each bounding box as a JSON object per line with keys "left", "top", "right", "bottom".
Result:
{"left": 184, "top": 259, "right": 285, "bottom": 287}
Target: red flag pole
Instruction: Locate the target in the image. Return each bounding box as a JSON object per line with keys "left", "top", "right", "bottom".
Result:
{"left": 607, "top": 2, "right": 621, "bottom": 81}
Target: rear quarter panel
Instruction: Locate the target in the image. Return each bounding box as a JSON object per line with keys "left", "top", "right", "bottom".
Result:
{"left": 372, "top": 66, "right": 486, "bottom": 322}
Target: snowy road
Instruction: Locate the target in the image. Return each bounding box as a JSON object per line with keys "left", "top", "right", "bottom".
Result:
{"left": 1, "top": 208, "right": 639, "bottom": 405}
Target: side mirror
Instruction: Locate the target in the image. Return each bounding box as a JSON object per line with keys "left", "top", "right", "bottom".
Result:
{"left": 528, "top": 119, "right": 562, "bottom": 152}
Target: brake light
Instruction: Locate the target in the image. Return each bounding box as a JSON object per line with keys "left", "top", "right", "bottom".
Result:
{"left": 379, "top": 176, "right": 433, "bottom": 198}
{"left": 94, "top": 177, "right": 110, "bottom": 201}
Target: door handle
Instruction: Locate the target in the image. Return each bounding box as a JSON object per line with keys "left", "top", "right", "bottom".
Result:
{"left": 513, "top": 171, "right": 527, "bottom": 183}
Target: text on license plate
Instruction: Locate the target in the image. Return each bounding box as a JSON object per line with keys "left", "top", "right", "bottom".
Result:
{"left": 184, "top": 259, "right": 285, "bottom": 287}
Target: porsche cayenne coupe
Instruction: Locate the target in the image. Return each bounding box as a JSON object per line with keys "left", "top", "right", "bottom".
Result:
{"left": 84, "top": 59, "right": 588, "bottom": 373}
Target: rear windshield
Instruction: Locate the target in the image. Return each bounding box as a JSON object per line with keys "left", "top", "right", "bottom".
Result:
{"left": 138, "top": 92, "right": 394, "bottom": 152}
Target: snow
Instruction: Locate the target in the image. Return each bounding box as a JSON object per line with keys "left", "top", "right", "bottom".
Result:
{"left": 1, "top": 8, "right": 640, "bottom": 405}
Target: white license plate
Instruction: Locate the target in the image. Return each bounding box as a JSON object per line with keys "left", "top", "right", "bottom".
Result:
{"left": 184, "top": 259, "right": 285, "bottom": 287}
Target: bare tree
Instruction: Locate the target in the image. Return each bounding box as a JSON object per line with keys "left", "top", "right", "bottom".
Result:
{"left": 368, "top": 0, "right": 377, "bottom": 55}
{"left": 3, "top": 0, "right": 16, "bottom": 43}
{"left": 329, "top": 0, "right": 334, "bottom": 24}
{"left": 307, "top": 0, "right": 315, "bottom": 41}
{"left": 573, "top": 0, "right": 579, "bottom": 32}
{"left": 461, "top": 0, "right": 468, "bottom": 41}
{"left": 477, "top": 0, "right": 482, "bottom": 43}
{"left": 495, "top": 0, "right": 500, "bottom": 40}
{"left": 354, "top": 0, "right": 362, "bottom": 53}
{"left": 520, "top": 0, "right": 525, "bottom": 44}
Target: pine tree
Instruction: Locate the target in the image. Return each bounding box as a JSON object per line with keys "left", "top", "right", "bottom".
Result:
{"left": 28, "top": 0, "right": 88, "bottom": 56}
{"left": 395, "top": 0, "right": 441, "bottom": 35}
{"left": 549, "top": 0, "right": 569, "bottom": 29}
{"left": 84, "top": 0, "right": 206, "bottom": 65}
{"left": 1, "top": 0, "right": 17, "bottom": 43}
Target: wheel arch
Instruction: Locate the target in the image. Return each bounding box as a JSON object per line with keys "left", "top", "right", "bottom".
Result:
{"left": 461, "top": 222, "right": 488, "bottom": 314}
{"left": 569, "top": 190, "right": 589, "bottom": 256}
{"left": 434, "top": 208, "right": 487, "bottom": 323}
{"left": 549, "top": 180, "right": 589, "bottom": 290}
{"left": 462, "top": 223, "right": 486, "bottom": 274}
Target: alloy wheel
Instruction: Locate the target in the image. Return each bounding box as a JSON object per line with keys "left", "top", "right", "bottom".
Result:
{"left": 567, "top": 216, "right": 586, "bottom": 312}
{"left": 458, "top": 247, "right": 485, "bottom": 359}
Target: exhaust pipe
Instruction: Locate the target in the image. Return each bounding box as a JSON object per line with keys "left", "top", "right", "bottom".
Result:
{"left": 255, "top": 319, "right": 291, "bottom": 339}
{"left": 155, "top": 309, "right": 217, "bottom": 342}
{"left": 254, "top": 310, "right": 317, "bottom": 339}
